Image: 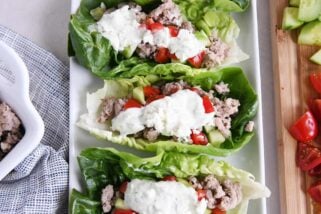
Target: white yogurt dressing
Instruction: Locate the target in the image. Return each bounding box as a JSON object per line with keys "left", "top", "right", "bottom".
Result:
{"left": 111, "top": 90, "right": 214, "bottom": 139}
{"left": 124, "top": 179, "right": 208, "bottom": 214}
{"left": 96, "top": 7, "right": 205, "bottom": 61}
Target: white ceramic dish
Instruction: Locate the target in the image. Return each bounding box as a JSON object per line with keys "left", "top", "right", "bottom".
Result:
{"left": 0, "top": 41, "right": 44, "bottom": 180}
{"left": 69, "top": 1, "right": 267, "bottom": 213}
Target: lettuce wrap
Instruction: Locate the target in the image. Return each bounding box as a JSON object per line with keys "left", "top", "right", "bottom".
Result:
{"left": 77, "top": 66, "right": 258, "bottom": 156}
{"left": 69, "top": 148, "right": 270, "bottom": 214}
{"left": 69, "top": 0, "right": 250, "bottom": 76}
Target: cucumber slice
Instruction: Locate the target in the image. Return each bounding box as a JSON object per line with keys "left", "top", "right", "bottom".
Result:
{"left": 298, "top": 21, "right": 321, "bottom": 45}
{"left": 122, "top": 46, "right": 135, "bottom": 59}
{"left": 115, "top": 198, "right": 127, "bottom": 209}
{"left": 310, "top": 49, "right": 321, "bottom": 65}
{"left": 282, "top": 7, "right": 304, "bottom": 30}
{"left": 133, "top": 86, "right": 145, "bottom": 105}
{"left": 298, "top": 0, "right": 321, "bottom": 22}
{"left": 90, "top": 7, "right": 106, "bottom": 21}
{"left": 208, "top": 129, "right": 225, "bottom": 146}
{"left": 204, "top": 125, "right": 214, "bottom": 133}
{"left": 290, "top": 0, "right": 300, "bottom": 7}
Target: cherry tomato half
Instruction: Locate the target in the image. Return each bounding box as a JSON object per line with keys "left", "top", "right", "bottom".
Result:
{"left": 119, "top": 181, "right": 128, "bottom": 194}
{"left": 191, "top": 131, "right": 208, "bottom": 145}
{"left": 308, "top": 164, "right": 321, "bottom": 177}
{"left": 197, "top": 189, "right": 207, "bottom": 201}
{"left": 310, "top": 72, "right": 321, "bottom": 94}
{"left": 309, "top": 99, "right": 321, "bottom": 122}
{"left": 308, "top": 181, "right": 321, "bottom": 204}
{"left": 146, "top": 95, "right": 165, "bottom": 104}
{"left": 162, "top": 175, "right": 177, "bottom": 181}
{"left": 147, "top": 22, "right": 164, "bottom": 32}
{"left": 289, "top": 111, "right": 318, "bottom": 143}
{"left": 123, "top": 99, "right": 143, "bottom": 110}
{"left": 202, "top": 95, "right": 214, "bottom": 113}
{"left": 187, "top": 51, "right": 205, "bottom": 68}
{"left": 154, "top": 47, "right": 170, "bottom": 63}
{"left": 212, "top": 208, "right": 226, "bottom": 214}
{"left": 143, "top": 86, "right": 161, "bottom": 98}
{"left": 297, "top": 143, "right": 321, "bottom": 171}
{"left": 114, "top": 209, "right": 137, "bottom": 214}
{"left": 168, "top": 26, "right": 179, "bottom": 37}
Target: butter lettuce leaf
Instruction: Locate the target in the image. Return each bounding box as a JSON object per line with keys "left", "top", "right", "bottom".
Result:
{"left": 78, "top": 66, "right": 257, "bottom": 156}
{"left": 70, "top": 148, "right": 270, "bottom": 214}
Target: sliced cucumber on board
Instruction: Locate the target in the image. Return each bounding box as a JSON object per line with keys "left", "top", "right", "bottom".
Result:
{"left": 298, "top": 0, "right": 321, "bottom": 22}
{"left": 298, "top": 21, "right": 321, "bottom": 45}
{"left": 290, "top": 0, "right": 300, "bottom": 7}
{"left": 310, "top": 49, "right": 321, "bottom": 65}
{"left": 282, "top": 7, "right": 304, "bottom": 30}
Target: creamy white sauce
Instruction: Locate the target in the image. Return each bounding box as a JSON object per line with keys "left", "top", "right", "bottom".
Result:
{"left": 124, "top": 179, "right": 207, "bottom": 214}
{"left": 96, "top": 7, "right": 205, "bottom": 61}
{"left": 111, "top": 90, "right": 214, "bottom": 139}
{"left": 96, "top": 6, "right": 144, "bottom": 51}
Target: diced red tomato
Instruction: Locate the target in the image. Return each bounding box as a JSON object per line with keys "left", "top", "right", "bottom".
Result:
{"left": 197, "top": 189, "right": 207, "bottom": 201}
{"left": 309, "top": 99, "right": 321, "bottom": 122}
{"left": 297, "top": 143, "right": 321, "bottom": 171}
{"left": 202, "top": 95, "right": 214, "bottom": 113}
{"left": 145, "top": 18, "right": 154, "bottom": 26}
{"left": 169, "top": 53, "right": 178, "bottom": 60}
{"left": 310, "top": 72, "right": 321, "bottom": 94}
{"left": 114, "top": 209, "right": 137, "bottom": 214}
{"left": 123, "top": 99, "right": 143, "bottom": 110}
{"left": 119, "top": 181, "right": 128, "bottom": 194}
{"left": 162, "top": 175, "right": 177, "bottom": 181}
{"left": 146, "top": 95, "right": 165, "bottom": 104}
{"left": 168, "top": 26, "right": 179, "bottom": 37}
{"left": 191, "top": 131, "right": 208, "bottom": 145}
{"left": 147, "top": 22, "right": 164, "bottom": 32}
{"left": 187, "top": 51, "right": 205, "bottom": 68}
{"left": 289, "top": 111, "right": 318, "bottom": 143}
{"left": 308, "top": 181, "right": 321, "bottom": 203}
{"left": 154, "top": 47, "right": 170, "bottom": 63}
{"left": 212, "top": 208, "right": 226, "bottom": 214}
{"left": 143, "top": 86, "right": 161, "bottom": 98}
{"left": 308, "top": 164, "right": 321, "bottom": 177}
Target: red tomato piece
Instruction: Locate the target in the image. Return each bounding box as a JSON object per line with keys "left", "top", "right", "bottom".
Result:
{"left": 145, "top": 18, "right": 154, "bottom": 26}
{"left": 187, "top": 51, "right": 205, "bottom": 68}
{"left": 147, "top": 22, "right": 164, "bottom": 32}
{"left": 197, "top": 189, "right": 207, "bottom": 201}
{"left": 154, "top": 47, "right": 170, "bottom": 63}
{"left": 289, "top": 111, "right": 318, "bottom": 143}
{"left": 119, "top": 181, "right": 128, "bottom": 194}
{"left": 123, "top": 99, "right": 143, "bottom": 110}
{"left": 308, "top": 181, "right": 321, "bottom": 203}
{"left": 168, "top": 26, "right": 179, "bottom": 37}
{"left": 212, "top": 208, "right": 226, "bottom": 214}
{"left": 310, "top": 72, "right": 321, "bottom": 94}
{"left": 169, "top": 53, "right": 178, "bottom": 60}
{"left": 143, "top": 86, "right": 161, "bottom": 98}
{"left": 114, "top": 209, "right": 137, "bottom": 214}
{"left": 162, "top": 175, "right": 177, "bottom": 181}
{"left": 309, "top": 99, "right": 321, "bottom": 122}
{"left": 202, "top": 95, "right": 214, "bottom": 113}
{"left": 308, "top": 164, "right": 321, "bottom": 177}
{"left": 146, "top": 95, "right": 165, "bottom": 104}
{"left": 191, "top": 131, "right": 208, "bottom": 145}
{"left": 297, "top": 143, "right": 321, "bottom": 171}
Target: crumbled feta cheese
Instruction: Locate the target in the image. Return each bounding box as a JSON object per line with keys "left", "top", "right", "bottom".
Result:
{"left": 245, "top": 121, "right": 255, "bottom": 132}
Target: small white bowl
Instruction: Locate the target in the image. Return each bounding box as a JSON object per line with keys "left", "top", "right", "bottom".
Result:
{"left": 0, "top": 41, "right": 44, "bottom": 180}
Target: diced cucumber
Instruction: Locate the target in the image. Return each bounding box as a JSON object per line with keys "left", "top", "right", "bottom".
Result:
{"left": 310, "top": 49, "right": 321, "bottom": 65}
{"left": 205, "top": 209, "right": 212, "bottom": 214}
{"left": 204, "top": 125, "right": 214, "bottom": 133}
{"left": 298, "top": 21, "right": 321, "bottom": 45}
{"left": 133, "top": 86, "right": 145, "bottom": 104}
{"left": 194, "top": 30, "right": 211, "bottom": 46}
{"left": 282, "top": 7, "right": 304, "bottom": 30}
{"left": 290, "top": 0, "right": 300, "bottom": 7}
{"left": 122, "top": 46, "right": 135, "bottom": 59}
{"left": 115, "top": 198, "right": 127, "bottom": 209}
{"left": 90, "top": 7, "right": 106, "bottom": 21}
{"left": 298, "top": 0, "right": 321, "bottom": 22}
{"left": 208, "top": 129, "right": 225, "bottom": 146}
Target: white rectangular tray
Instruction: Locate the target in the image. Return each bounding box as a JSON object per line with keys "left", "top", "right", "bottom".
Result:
{"left": 69, "top": 0, "right": 267, "bottom": 213}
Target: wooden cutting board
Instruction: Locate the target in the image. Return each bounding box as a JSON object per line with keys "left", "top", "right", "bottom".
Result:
{"left": 270, "top": 1, "right": 321, "bottom": 214}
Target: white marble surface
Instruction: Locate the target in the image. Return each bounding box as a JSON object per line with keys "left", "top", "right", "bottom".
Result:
{"left": 0, "top": 0, "right": 280, "bottom": 213}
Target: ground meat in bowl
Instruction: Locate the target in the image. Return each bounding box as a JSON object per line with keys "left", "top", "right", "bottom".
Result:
{"left": 0, "top": 101, "right": 24, "bottom": 160}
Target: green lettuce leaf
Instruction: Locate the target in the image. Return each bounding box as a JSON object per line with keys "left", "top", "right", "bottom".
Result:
{"left": 69, "top": 0, "right": 249, "bottom": 76}
{"left": 69, "top": 148, "right": 270, "bottom": 214}
{"left": 78, "top": 66, "right": 257, "bottom": 156}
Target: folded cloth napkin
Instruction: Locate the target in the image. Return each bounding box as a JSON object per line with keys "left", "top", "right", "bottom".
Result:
{"left": 0, "top": 25, "right": 69, "bottom": 213}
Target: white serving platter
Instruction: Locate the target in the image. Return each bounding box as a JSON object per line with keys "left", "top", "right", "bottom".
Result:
{"left": 69, "top": 0, "right": 267, "bottom": 213}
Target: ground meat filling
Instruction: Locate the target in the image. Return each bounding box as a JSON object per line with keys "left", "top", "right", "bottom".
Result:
{"left": 136, "top": 43, "right": 157, "bottom": 59}
{"left": 202, "top": 37, "right": 230, "bottom": 69}
{"left": 143, "top": 128, "right": 160, "bottom": 141}
{"left": 101, "top": 185, "right": 115, "bottom": 213}
{"left": 0, "top": 102, "right": 24, "bottom": 160}
{"left": 98, "top": 98, "right": 126, "bottom": 123}
{"left": 189, "top": 175, "right": 242, "bottom": 210}
{"left": 149, "top": 0, "right": 183, "bottom": 26}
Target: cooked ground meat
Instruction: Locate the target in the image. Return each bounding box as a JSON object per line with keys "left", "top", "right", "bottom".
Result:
{"left": 189, "top": 176, "right": 203, "bottom": 189}
{"left": 181, "top": 20, "right": 194, "bottom": 32}
{"left": 101, "top": 185, "right": 114, "bottom": 213}
{"left": 0, "top": 102, "right": 24, "bottom": 160}
{"left": 202, "top": 38, "right": 230, "bottom": 69}
{"left": 161, "top": 80, "right": 187, "bottom": 96}
{"left": 214, "top": 82, "right": 230, "bottom": 94}
{"left": 98, "top": 98, "right": 126, "bottom": 123}
{"left": 245, "top": 121, "right": 255, "bottom": 132}
{"left": 143, "top": 128, "right": 160, "bottom": 141}
{"left": 218, "top": 180, "right": 242, "bottom": 211}
{"left": 136, "top": 43, "right": 157, "bottom": 59}
{"left": 149, "top": 0, "right": 183, "bottom": 26}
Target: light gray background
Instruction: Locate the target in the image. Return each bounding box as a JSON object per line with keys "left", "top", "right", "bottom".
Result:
{"left": 0, "top": 0, "right": 279, "bottom": 213}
